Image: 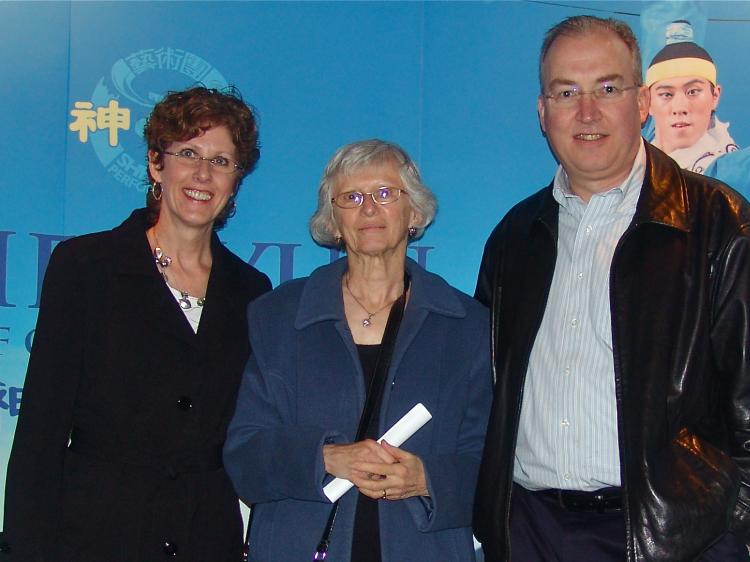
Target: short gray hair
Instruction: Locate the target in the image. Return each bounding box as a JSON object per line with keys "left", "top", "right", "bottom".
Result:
{"left": 309, "top": 139, "right": 437, "bottom": 248}
{"left": 539, "top": 15, "right": 643, "bottom": 92}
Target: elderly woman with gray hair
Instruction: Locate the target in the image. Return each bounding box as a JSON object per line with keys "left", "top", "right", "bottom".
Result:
{"left": 224, "top": 139, "right": 491, "bottom": 561}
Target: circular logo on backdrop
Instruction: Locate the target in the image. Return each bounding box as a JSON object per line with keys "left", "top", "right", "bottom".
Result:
{"left": 69, "top": 48, "right": 229, "bottom": 192}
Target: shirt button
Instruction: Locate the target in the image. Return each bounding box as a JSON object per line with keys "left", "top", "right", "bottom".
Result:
{"left": 577, "top": 271, "right": 584, "bottom": 279}
{"left": 162, "top": 540, "right": 178, "bottom": 556}
{"left": 176, "top": 396, "right": 193, "bottom": 411}
{"left": 585, "top": 225, "right": 593, "bottom": 234}
{"left": 561, "top": 419, "right": 570, "bottom": 428}
{"left": 563, "top": 472, "right": 571, "bottom": 481}
{"left": 570, "top": 318, "right": 578, "bottom": 327}
{"left": 563, "top": 366, "right": 571, "bottom": 376}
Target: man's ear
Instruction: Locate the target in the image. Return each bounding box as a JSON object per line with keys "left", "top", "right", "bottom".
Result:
{"left": 537, "top": 96, "right": 547, "bottom": 135}
{"left": 637, "top": 86, "right": 651, "bottom": 126}
{"left": 712, "top": 84, "right": 722, "bottom": 111}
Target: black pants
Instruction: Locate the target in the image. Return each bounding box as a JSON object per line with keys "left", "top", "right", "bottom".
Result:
{"left": 508, "top": 483, "right": 749, "bottom": 561}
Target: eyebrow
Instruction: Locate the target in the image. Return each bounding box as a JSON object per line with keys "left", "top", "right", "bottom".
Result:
{"left": 654, "top": 78, "right": 709, "bottom": 91}
{"left": 546, "top": 74, "right": 625, "bottom": 89}
{"left": 173, "top": 142, "right": 234, "bottom": 157}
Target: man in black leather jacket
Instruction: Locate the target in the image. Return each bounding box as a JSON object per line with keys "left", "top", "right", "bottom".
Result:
{"left": 473, "top": 15, "right": 750, "bottom": 562}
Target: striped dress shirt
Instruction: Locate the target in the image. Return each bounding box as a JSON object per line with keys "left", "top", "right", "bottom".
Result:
{"left": 514, "top": 142, "right": 646, "bottom": 492}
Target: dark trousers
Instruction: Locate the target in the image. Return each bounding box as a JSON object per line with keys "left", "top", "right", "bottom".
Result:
{"left": 509, "top": 483, "right": 749, "bottom": 561}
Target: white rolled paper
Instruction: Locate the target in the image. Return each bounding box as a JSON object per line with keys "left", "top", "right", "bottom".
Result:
{"left": 323, "top": 403, "right": 433, "bottom": 502}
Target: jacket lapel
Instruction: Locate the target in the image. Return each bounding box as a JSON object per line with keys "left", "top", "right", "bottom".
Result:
{"left": 112, "top": 210, "right": 198, "bottom": 348}
{"left": 195, "top": 236, "right": 247, "bottom": 354}
{"left": 633, "top": 143, "right": 691, "bottom": 232}
{"left": 293, "top": 258, "right": 468, "bottom": 434}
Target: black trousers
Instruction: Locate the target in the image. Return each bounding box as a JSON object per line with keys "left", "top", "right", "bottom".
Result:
{"left": 508, "top": 483, "right": 749, "bottom": 561}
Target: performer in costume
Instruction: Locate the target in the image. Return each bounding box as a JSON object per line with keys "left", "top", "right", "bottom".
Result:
{"left": 645, "top": 19, "right": 750, "bottom": 196}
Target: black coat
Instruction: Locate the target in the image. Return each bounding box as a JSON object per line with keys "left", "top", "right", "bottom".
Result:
{"left": 1, "top": 209, "right": 271, "bottom": 562}
{"left": 474, "top": 144, "right": 750, "bottom": 561}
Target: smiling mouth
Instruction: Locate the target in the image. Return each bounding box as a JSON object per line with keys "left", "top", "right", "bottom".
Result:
{"left": 574, "top": 133, "right": 606, "bottom": 141}
{"left": 184, "top": 188, "right": 212, "bottom": 201}
{"left": 671, "top": 122, "right": 691, "bottom": 129}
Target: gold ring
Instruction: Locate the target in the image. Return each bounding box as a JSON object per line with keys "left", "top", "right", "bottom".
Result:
{"left": 382, "top": 489, "right": 387, "bottom": 500}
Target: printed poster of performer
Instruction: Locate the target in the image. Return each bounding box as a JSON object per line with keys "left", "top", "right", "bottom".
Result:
{"left": 642, "top": 12, "right": 750, "bottom": 196}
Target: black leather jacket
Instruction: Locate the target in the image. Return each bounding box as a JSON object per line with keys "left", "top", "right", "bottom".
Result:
{"left": 473, "top": 143, "right": 750, "bottom": 562}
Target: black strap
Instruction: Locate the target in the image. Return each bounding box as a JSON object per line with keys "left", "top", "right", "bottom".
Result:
{"left": 313, "top": 273, "right": 410, "bottom": 561}
{"left": 353, "top": 277, "right": 409, "bottom": 442}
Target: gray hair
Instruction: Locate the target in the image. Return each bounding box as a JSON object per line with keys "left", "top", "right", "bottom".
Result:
{"left": 309, "top": 139, "right": 437, "bottom": 248}
{"left": 539, "top": 15, "right": 643, "bottom": 92}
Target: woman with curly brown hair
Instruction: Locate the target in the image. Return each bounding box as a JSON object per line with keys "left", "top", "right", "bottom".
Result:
{"left": 0, "top": 86, "right": 271, "bottom": 562}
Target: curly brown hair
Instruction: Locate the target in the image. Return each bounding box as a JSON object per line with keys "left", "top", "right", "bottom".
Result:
{"left": 144, "top": 85, "right": 260, "bottom": 230}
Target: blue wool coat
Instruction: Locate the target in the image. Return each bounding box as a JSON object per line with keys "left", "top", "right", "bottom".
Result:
{"left": 224, "top": 258, "right": 492, "bottom": 562}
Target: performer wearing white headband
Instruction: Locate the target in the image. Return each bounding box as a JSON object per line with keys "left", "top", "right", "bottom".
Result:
{"left": 646, "top": 19, "right": 749, "bottom": 195}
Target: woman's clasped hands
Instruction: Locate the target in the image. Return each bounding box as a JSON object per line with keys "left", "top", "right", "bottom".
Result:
{"left": 323, "top": 440, "right": 428, "bottom": 501}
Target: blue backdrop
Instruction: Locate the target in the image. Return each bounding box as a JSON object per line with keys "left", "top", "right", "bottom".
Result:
{"left": 2, "top": 0, "right": 749, "bottom": 535}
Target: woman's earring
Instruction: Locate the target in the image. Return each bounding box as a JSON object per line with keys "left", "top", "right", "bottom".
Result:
{"left": 408, "top": 226, "right": 417, "bottom": 238}
{"left": 150, "top": 182, "right": 163, "bottom": 201}
{"left": 226, "top": 196, "right": 237, "bottom": 218}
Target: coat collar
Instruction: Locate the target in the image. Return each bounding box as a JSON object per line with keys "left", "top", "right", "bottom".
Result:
{"left": 110, "top": 208, "right": 238, "bottom": 280}
{"left": 294, "top": 257, "right": 466, "bottom": 330}
{"left": 108, "top": 208, "right": 247, "bottom": 347}
{"left": 111, "top": 208, "right": 159, "bottom": 276}
{"left": 633, "top": 142, "right": 690, "bottom": 232}
{"left": 533, "top": 140, "right": 691, "bottom": 235}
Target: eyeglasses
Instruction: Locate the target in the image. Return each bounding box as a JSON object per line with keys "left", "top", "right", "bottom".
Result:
{"left": 331, "top": 186, "right": 407, "bottom": 209}
{"left": 163, "top": 149, "right": 244, "bottom": 174}
{"left": 543, "top": 84, "right": 641, "bottom": 106}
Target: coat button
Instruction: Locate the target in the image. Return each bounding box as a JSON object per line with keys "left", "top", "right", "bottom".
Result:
{"left": 176, "top": 396, "right": 192, "bottom": 411}
{"left": 162, "top": 540, "right": 178, "bottom": 556}
{"left": 0, "top": 541, "right": 10, "bottom": 553}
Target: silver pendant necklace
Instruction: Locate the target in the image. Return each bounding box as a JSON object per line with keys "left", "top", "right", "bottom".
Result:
{"left": 344, "top": 273, "right": 403, "bottom": 327}
{"left": 152, "top": 233, "right": 206, "bottom": 310}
